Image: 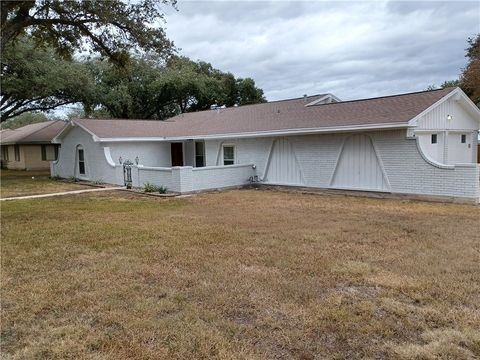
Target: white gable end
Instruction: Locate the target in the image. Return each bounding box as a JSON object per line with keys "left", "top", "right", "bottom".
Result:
{"left": 415, "top": 93, "right": 479, "bottom": 131}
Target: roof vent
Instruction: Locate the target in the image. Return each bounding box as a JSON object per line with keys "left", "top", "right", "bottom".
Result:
{"left": 303, "top": 94, "right": 308, "bottom": 102}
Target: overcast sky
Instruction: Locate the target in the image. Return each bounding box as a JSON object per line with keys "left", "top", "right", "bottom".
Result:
{"left": 163, "top": 0, "right": 479, "bottom": 101}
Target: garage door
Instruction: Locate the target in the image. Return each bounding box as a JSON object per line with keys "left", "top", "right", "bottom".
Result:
{"left": 264, "top": 138, "right": 304, "bottom": 185}
{"left": 331, "top": 134, "right": 389, "bottom": 191}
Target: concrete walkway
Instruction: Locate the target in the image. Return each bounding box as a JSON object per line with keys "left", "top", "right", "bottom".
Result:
{"left": 0, "top": 187, "right": 124, "bottom": 201}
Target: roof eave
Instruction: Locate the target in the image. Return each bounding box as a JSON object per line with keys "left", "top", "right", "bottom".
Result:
{"left": 95, "top": 122, "right": 413, "bottom": 142}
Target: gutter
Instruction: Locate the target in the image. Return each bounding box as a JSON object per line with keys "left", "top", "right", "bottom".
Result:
{"left": 92, "top": 122, "right": 412, "bottom": 143}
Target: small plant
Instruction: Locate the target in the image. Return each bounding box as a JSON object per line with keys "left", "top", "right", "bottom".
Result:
{"left": 93, "top": 179, "right": 104, "bottom": 185}
{"left": 143, "top": 182, "right": 159, "bottom": 193}
{"left": 49, "top": 175, "right": 62, "bottom": 181}
{"left": 68, "top": 176, "right": 79, "bottom": 182}
{"left": 158, "top": 185, "right": 168, "bottom": 194}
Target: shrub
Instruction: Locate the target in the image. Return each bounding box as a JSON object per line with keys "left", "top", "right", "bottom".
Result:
{"left": 93, "top": 179, "right": 104, "bottom": 185}
{"left": 68, "top": 176, "right": 79, "bottom": 182}
{"left": 143, "top": 182, "right": 159, "bottom": 193}
{"left": 143, "top": 182, "right": 168, "bottom": 194}
{"left": 49, "top": 175, "right": 62, "bottom": 181}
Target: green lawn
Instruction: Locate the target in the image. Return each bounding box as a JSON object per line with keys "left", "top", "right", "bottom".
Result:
{"left": 1, "top": 189, "right": 480, "bottom": 359}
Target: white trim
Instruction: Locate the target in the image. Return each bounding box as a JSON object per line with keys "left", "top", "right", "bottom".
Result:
{"left": 414, "top": 128, "right": 476, "bottom": 134}
{"left": 92, "top": 122, "right": 412, "bottom": 143}
{"left": 194, "top": 140, "right": 206, "bottom": 167}
{"left": 103, "top": 147, "right": 116, "bottom": 167}
{"left": 370, "top": 135, "right": 392, "bottom": 191}
{"left": 137, "top": 165, "right": 172, "bottom": 172}
{"left": 261, "top": 139, "right": 276, "bottom": 181}
{"left": 76, "top": 144, "right": 89, "bottom": 180}
{"left": 305, "top": 94, "right": 342, "bottom": 106}
{"left": 414, "top": 137, "right": 454, "bottom": 170}
{"left": 328, "top": 137, "right": 348, "bottom": 186}
{"left": 409, "top": 88, "right": 480, "bottom": 126}
{"left": 222, "top": 144, "right": 236, "bottom": 165}
{"left": 408, "top": 89, "right": 459, "bottom": 126}
{"left": 192, "top": 163, "right": 254, "bottom": 171}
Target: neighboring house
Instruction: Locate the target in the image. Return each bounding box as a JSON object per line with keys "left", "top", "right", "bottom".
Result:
{"left": 0, "top": 121, "right": 66, "bottom": 170}
{"left": 52, "top": 88, "right": 480, "bottom": 202}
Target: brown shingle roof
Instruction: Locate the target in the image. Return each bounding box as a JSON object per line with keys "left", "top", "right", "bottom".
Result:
{"left": 73, "top": 88, "right": 455, "bottom": 139}
{"left": 1, "top": 121, "right": 67, "bottom": 144}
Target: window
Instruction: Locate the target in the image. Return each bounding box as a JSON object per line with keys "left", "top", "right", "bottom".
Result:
{"left": 461, "top": 134, "right": 466, "bottom": 144}
{"left": 195, "top": 141, "right": 205, "bottom": 167}
{"left": 223, "top": 145, "right": 235, "bottom": 165}
{"left": 41, "top": 145, "right": 58, "bottom": 161}
{"left": 41, "top": 145, "right": 47, "bottom": 161}
{"left": 78, "top": 148, "right": 85, "bottom": 175}
{"left": 2, "top": 146, "right": 8, "bottom": 161}
{"left": 431, "top": 134, "right": 437, "bottom": 144}
{"left": 14, "top": 145, "right": 20, "bottom": 161}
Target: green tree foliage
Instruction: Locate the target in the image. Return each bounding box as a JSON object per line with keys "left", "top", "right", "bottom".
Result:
{"left": 461, "top": 35, "right": 479, "bottom": 105}
{"left": 87, "top": 55, "right": 266, "bottom": 119}
{"left": 0, "top": 112, "right": 49, "bottom": 129}
{"left": 429, "top": 34, "right": 479, "bottom": 106}
{"left": 1, "top": 36, "right": 96, "bottom": 121}
{"left": 0, "top": 0, "right": 175, "bottom": 62}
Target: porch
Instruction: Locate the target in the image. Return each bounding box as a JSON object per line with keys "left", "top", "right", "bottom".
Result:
{"left": 129, "top": 163, "right": 256, "bottom": 193}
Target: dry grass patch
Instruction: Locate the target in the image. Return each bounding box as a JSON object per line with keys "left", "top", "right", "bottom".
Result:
{"left": 0, "top": 169, "right": 91, "bottom": 198}
{"left": 1, "top": 189, "right": 479, "bottom": 359}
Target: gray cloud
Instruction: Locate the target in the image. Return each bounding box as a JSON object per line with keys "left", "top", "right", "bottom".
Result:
{"left": 164, "top": 0, "right": 480, "bottom": 100}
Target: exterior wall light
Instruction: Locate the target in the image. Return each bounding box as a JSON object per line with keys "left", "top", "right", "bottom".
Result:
{"left": 119, "top": 156, "right": 123, "bottom": 165}
{"left": 135, "top": 156, "right": 139, "bottom": 165}
{"left": 447, "top": 114, "right": 452, "bottom": 121}
{"left": 252, "top": 164, "right": 256, "bottom": 169}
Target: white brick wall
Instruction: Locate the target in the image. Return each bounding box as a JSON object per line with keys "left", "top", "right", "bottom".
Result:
{"left": 53, "top": 126, "right": 479, "bottom": 201}
{"left": 192, "top": 164, "right": 255, "bottom": 191}
{"left": 204, "top": 130, "right": 479, "bottom": 201}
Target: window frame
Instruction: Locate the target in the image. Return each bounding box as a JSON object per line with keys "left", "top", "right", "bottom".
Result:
{"left": 77, "top": 146, "right": 86, "bottom": 175}
{"left": 431, "top": 134, "right": 437, "bottom": 144}
{"left": 194, "top": 141, "right": 206, "bottom": 167}
{"left": 41, "top": 145, "right": 47, "bottom": 161}
{"left": 222, "top": 144, "right": 235, "bottom": 166}
{"left": 14, "top": 144, "right": 20, "bottom": 161}
{"left": 2, "top": 146, "right": 9, "bottom": 161}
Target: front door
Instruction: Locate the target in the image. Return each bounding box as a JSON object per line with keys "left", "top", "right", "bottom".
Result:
{"left": 171, "top": 143, "right": 184, "bottom": 166}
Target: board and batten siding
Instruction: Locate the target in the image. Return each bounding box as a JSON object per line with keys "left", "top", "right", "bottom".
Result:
{"left": 331, "top": 134, "right": 389, "bottom": 191}
{"left": 204, "top": 130, "right": 479, "bottom": 200}
{"left": 264, "top": 138, "right": 304, "bottom": 186}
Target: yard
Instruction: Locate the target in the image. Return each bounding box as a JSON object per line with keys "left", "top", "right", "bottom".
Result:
{"left": 1, "top": 188, "right": 479, "bottom": 359}
{"left": 0, "top": 169, "right": 92, "bottom": 198}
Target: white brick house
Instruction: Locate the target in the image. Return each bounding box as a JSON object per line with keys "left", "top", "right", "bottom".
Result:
{"left": 52, "top": 88, "right": 480, "bottom": 202}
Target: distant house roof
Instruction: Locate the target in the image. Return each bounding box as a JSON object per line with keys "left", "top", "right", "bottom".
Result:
{"left": 62, "top": 88, "right": 457, "bottom": 142}
{"left": 1, "top": 121, "right": 67, "bottom": 145}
